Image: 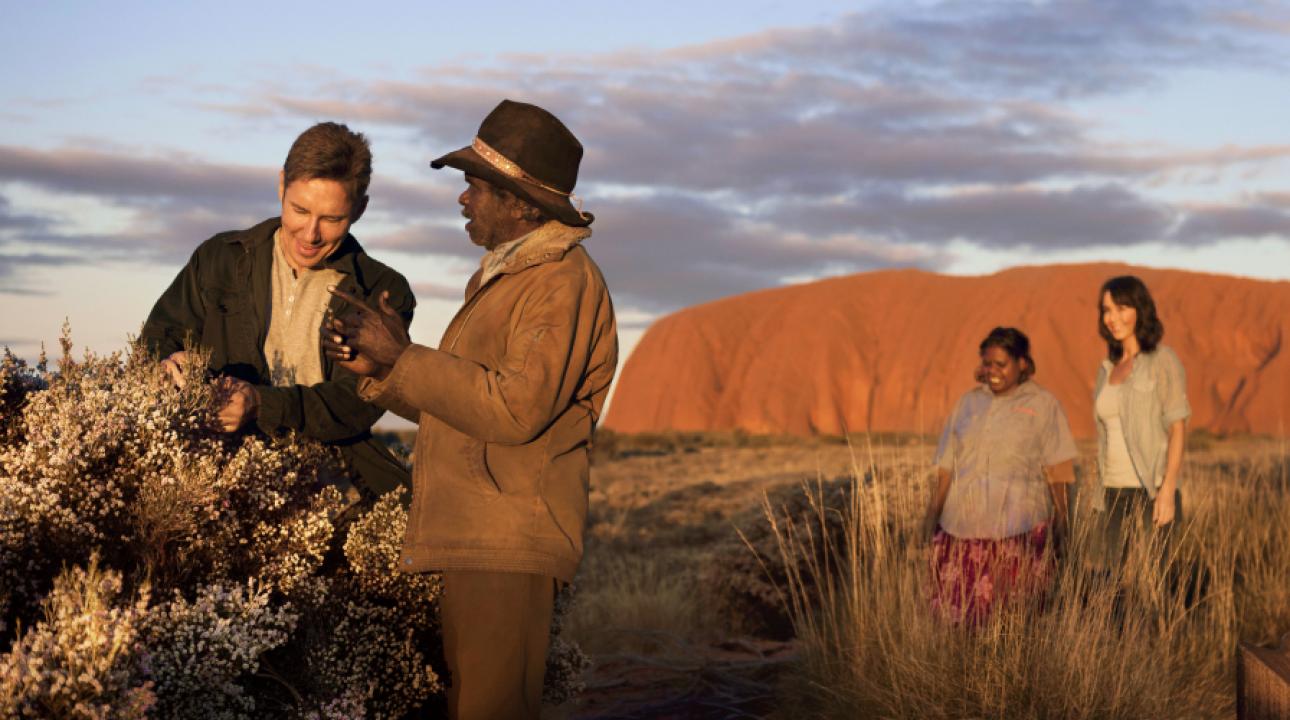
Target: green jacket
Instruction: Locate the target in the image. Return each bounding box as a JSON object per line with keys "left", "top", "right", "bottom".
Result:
{"left": 141, "top": 217, "right": 414, "bottom": 499}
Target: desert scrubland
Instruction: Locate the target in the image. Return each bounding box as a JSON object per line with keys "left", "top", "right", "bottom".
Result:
{"left": 3, "top": 341, "right": 1287, "bottom": 719}
{"left": 567, "top": 430, "right": 1290, "bottom": 720}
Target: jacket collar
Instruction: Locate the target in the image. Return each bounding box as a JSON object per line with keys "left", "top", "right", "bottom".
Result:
{"left": 492, "top": 220, "right": 591, "bottom": 277}
{"left": 465, "top": 220, "right": 591, "bottom": 299}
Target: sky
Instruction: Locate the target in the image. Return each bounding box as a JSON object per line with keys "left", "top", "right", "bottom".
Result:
{"left": 3, "top": 0, "right": 1290, "bottom": 426}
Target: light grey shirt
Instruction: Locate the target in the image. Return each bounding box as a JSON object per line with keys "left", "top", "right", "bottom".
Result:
{"left": 1092, "top": 345, "right": 1190, "bottom": 499}
{"left": 935, "top": 381, "right": 1078, "bottom": 539}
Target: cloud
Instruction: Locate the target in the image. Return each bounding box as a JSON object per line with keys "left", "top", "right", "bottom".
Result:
{"left": 0, "top": 143, "right": 458, "bottom": 276}
{"left": 1173, "top": 204, "right": 1290, "bottom": 244}
{"left": 3, "top": 0, "right": 1289, "bottom": 315}
{"left": 775, "top": 184, "right": 1178, "bottom": 250}
{"left": 0, "top": 250, "right": 84, "bottom": 296}
{"left": 0, "top": 145, "right": 267, "bottom": 209}
{"left": 583, "top": 192, "right": 947, "bottom": 310}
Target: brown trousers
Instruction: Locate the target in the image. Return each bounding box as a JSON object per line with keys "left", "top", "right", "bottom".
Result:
{"left": 440, "top": 571, "right": 556, "bottom": 720}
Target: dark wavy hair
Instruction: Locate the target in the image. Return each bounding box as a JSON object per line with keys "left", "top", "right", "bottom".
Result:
{"left": 1098, "top": 275, "right": 1164, "bottom": 362}
{"left": 979, "top": 326, "right": 1035, "bottom": 382}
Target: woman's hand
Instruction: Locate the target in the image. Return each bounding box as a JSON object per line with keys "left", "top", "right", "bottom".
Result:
{"left": 922, "top": 467, "right": 952, "bottom": 546}
{"left": 1152, "top": 491, "right": 1176, "bottom": 527}
{"left": 920, "top": 512, "right": 940, "bottom": 546}
{"left": 1044, "top": 461, "right": 1073, "bottom": 558}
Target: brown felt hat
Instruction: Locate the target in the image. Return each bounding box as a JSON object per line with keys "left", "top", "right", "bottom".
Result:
{"left": 431, "top": 99, "right": 593, "bottom": 227}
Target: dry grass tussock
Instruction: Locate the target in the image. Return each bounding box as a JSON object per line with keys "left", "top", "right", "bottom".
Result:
{"left": 765, "top": 440, "right": 1290, "bottom": 720}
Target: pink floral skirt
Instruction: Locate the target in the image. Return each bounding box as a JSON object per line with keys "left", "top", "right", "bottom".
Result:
{"left": 930, "top": 523, "right": 1053, "bottom": 625}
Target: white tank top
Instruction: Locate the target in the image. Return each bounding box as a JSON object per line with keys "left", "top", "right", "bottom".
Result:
{"left": 1096, "top": 382, "right": 1141, "bottom": 488}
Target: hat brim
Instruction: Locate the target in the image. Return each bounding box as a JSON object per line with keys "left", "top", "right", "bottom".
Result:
{"left": 431, "top": 147, "right": 593, "bottom": 227}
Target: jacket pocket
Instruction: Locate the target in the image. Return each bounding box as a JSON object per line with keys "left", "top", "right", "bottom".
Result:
{"left": 202, "top": 286, "right": 247, "bottom": 315}
{"left": 483, "top": 439, "right": 547, "bottom": 497}
{"left": 462, "top": 438, "right": 502, "bottom": 495}
{"left": 198, "top": 287, "right": 252, "bottom": 367}
{"left": 1129, "top": 376, "right": 1156, "bottom": 394}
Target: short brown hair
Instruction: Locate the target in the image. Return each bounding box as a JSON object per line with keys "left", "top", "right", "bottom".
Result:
{"left": 282, "top": 122, "right": 372, "bottom": 203}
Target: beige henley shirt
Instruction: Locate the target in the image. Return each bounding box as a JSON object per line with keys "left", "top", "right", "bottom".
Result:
{"left": 263, "top": 230, "right": 343, "bottom": 388}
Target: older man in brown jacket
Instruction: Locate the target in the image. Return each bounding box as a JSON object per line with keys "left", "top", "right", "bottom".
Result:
{"left": 325, "top": 100, "right": 617, "bottom": 720}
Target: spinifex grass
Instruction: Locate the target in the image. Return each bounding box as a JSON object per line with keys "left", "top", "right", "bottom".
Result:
{"left": 765, "top": 441, "right": 1290, "bottom": 720}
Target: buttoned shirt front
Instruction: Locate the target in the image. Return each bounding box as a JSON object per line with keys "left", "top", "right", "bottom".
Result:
{"left": 935, "top": 381, "right": 1077, "bottom": 539}
{"left": 262, "top": 229, "right": 343, "bottom": 387}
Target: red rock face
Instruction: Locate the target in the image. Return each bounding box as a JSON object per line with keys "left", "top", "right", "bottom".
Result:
{"left": 604, "top": 264, "right": 1290, "bottom": 439}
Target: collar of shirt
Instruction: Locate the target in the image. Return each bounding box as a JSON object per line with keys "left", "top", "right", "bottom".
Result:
{"left": 973, "top": 379, "right": 1040, "bottom": 405}
{"left": 268, "top": 225, "right": 360, "bottom": 278}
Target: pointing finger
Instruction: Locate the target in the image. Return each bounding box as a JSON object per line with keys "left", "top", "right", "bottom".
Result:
{"left": 327, "top": 285, "right": 375, "bottom": 314}
{"left": 378, "top": 290, "right": 399, "bottom": 317}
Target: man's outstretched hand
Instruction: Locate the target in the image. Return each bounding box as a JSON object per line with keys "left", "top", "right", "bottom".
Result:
{"left": 323, "top": 288, "right": 410, "bottom": 378}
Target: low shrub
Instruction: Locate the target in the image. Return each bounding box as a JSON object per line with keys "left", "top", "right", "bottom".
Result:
{"left": 0, "top": 333, "right": 585, "bottom": 718}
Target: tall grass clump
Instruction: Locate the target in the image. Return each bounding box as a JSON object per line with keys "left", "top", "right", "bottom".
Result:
{"left": 764, "top": 442, "right": 1290, "bottom": 720}
{"left": 0, "top": 332, "right": 586, "bottom": 718}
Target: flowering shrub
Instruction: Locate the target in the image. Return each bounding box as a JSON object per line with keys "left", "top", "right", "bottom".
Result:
{"left": 141, "top": 580, "right": 295, "bottom": 719}
{"left": 542, "top": 584, "right": 591, "bottom": 706}
{"left": 0, "top": 333, "right": 585, "bottom": 717}
{"left": 0, "top": 556, "right": 154, "bottom": 719}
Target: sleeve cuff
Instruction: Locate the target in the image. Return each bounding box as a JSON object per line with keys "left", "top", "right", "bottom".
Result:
{"left": 255, "top": 385, "right": 286, "bottom": 433}
{"left": 357, "top": 375, "right": 387, "bottom": 403}
{"left": 358, "top": 344, "right": 429, "bottom": 409}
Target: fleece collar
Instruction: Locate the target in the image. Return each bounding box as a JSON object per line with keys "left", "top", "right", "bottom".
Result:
{"left": 496, "top": 220, "right": 590, "bottom": 275}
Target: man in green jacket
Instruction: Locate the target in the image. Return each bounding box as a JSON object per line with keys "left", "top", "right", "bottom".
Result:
{"left": 141, "top": 121, "right": 413, "bottom": 501}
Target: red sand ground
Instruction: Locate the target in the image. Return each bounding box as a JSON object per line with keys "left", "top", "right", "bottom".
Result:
{"left": 605, "top": 264, "right": 1290, "bottom": 439}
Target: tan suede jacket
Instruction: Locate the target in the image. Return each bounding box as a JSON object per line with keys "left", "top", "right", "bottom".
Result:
{"left": 361, "top": 221, "right": 618, "bottom": 581}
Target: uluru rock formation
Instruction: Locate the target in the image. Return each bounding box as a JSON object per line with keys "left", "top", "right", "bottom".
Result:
{"left": 603, "top": 264, "right": 1290, "bottom": 439}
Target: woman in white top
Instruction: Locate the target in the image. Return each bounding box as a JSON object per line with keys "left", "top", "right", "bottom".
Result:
{"left": 1093, "top": 275, "right": 1190, "bottom": 565}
